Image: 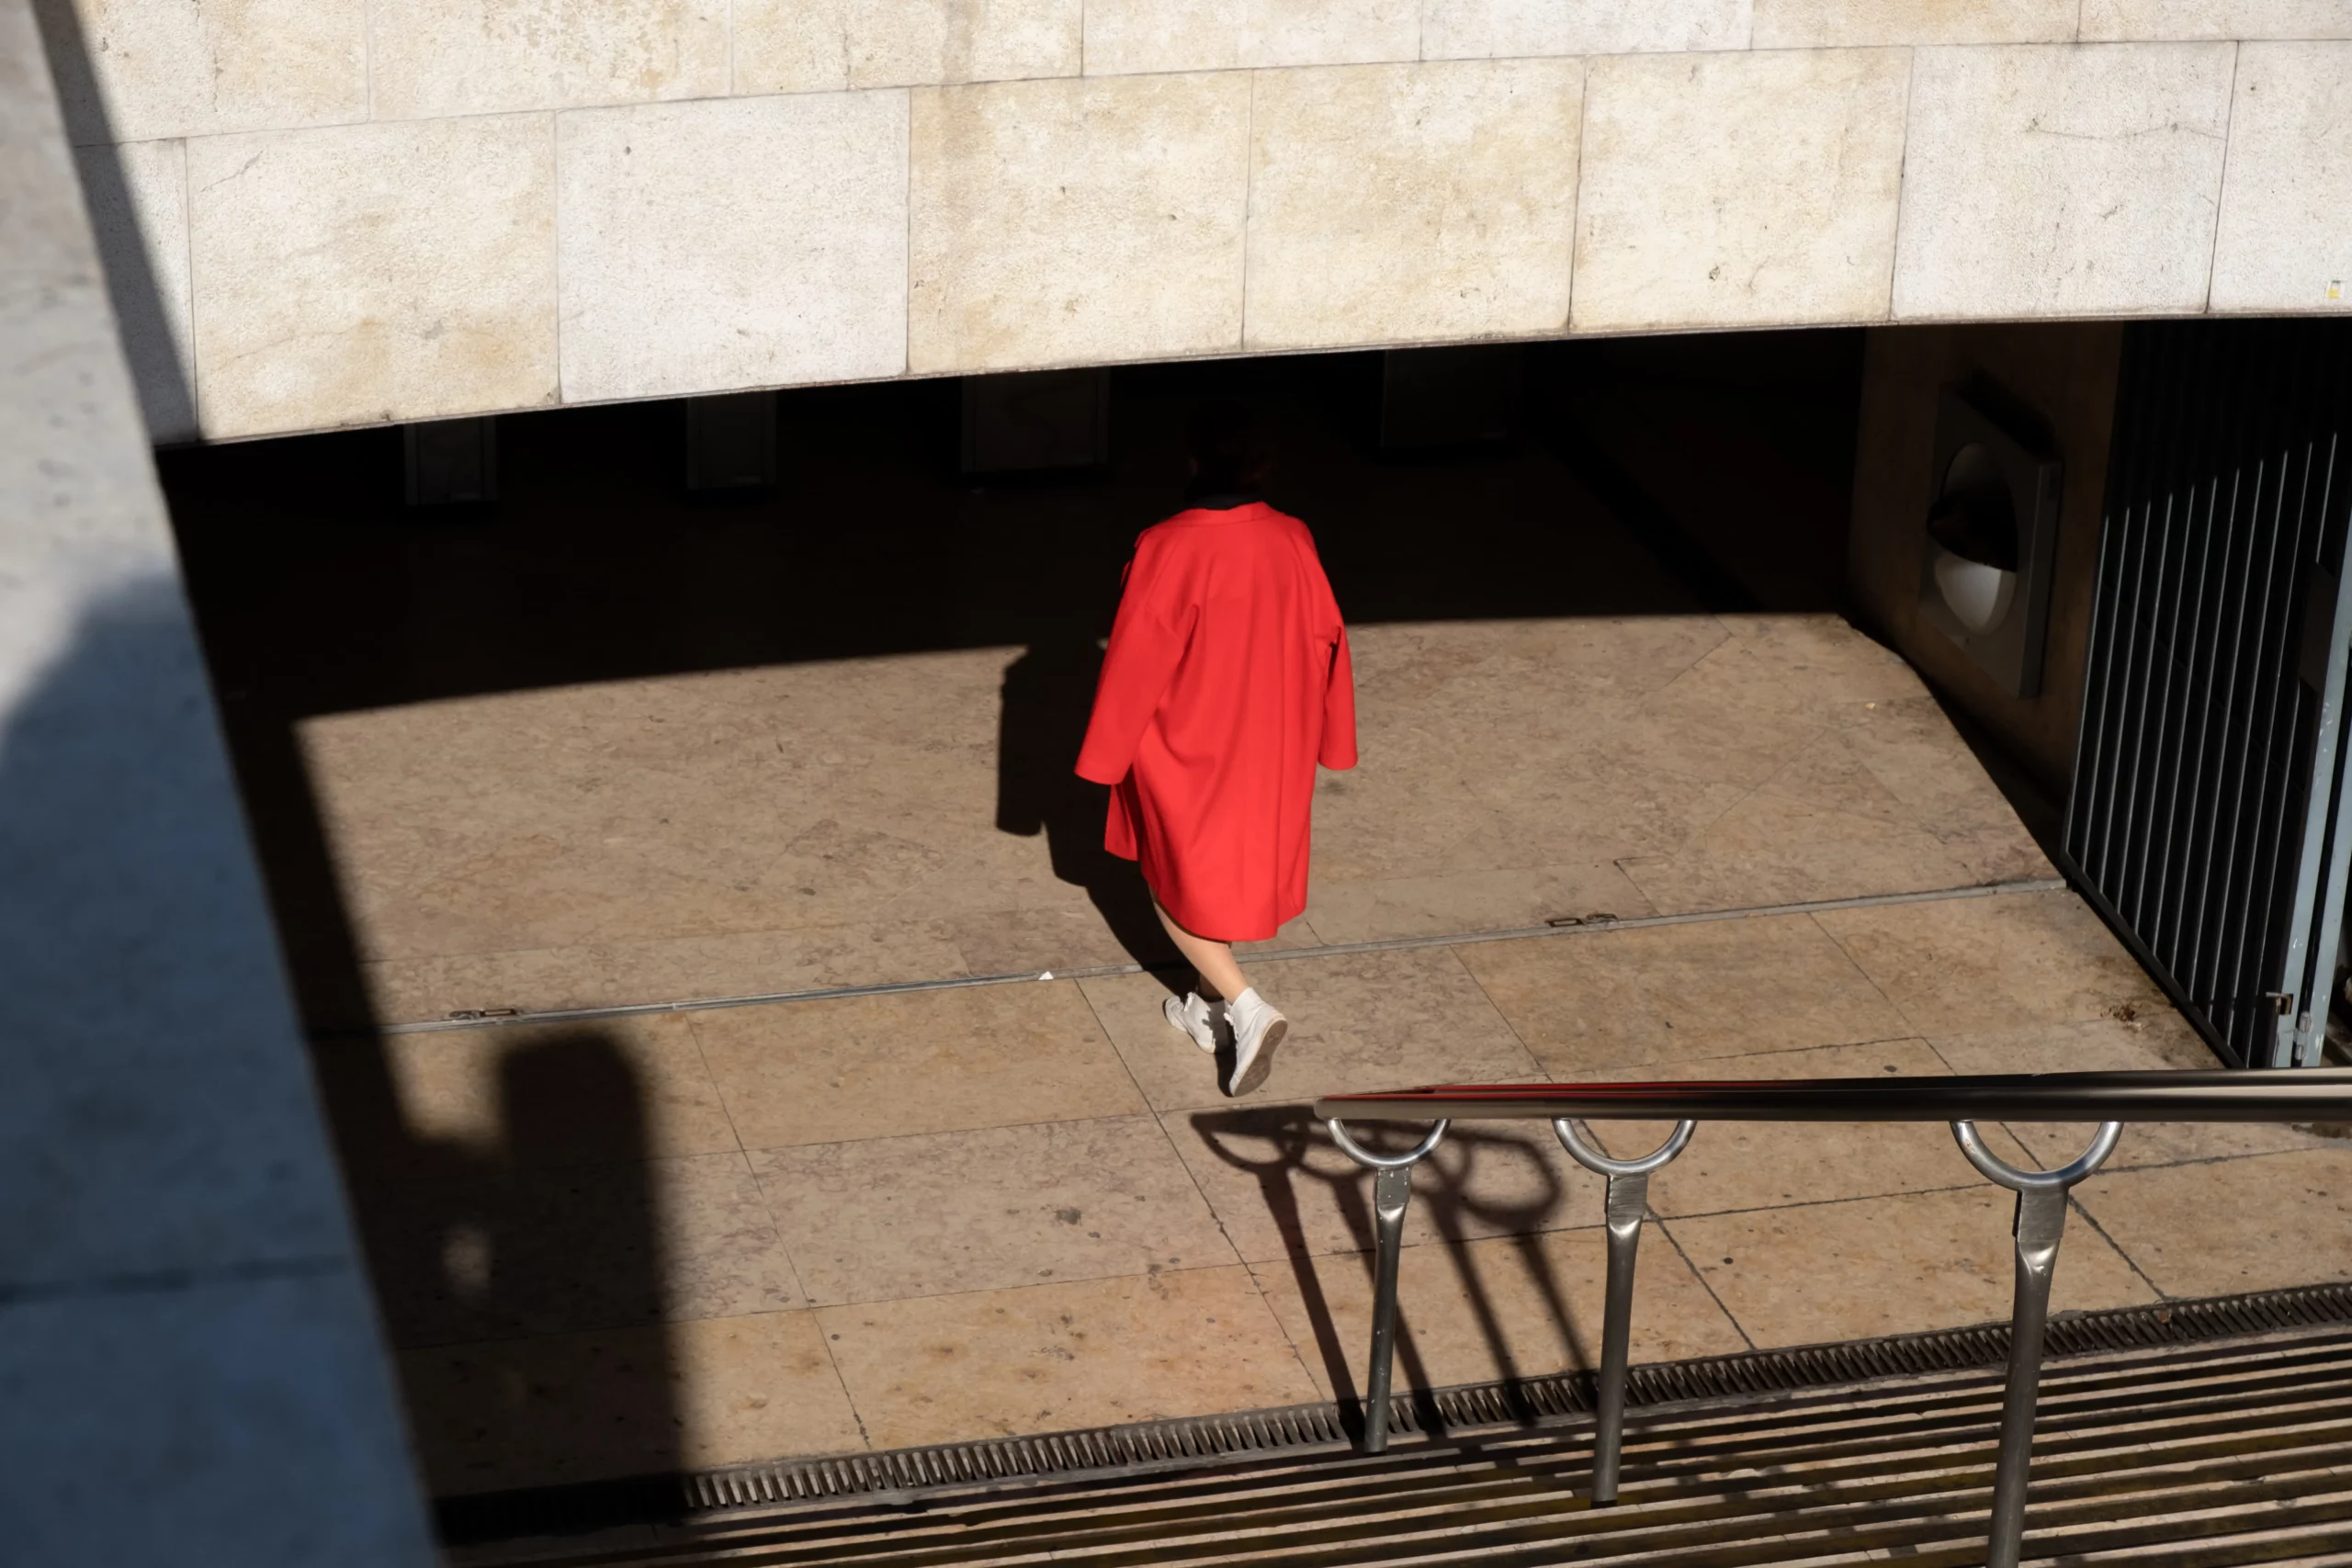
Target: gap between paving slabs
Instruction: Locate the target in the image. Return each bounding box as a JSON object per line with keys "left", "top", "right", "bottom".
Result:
{"left": 354, "top": 877, "right": 2068, "bottom": 1040}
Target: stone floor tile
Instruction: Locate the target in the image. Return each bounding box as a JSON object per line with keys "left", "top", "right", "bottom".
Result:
{"left": 1455, "top": 913, "right": 1911, "bottom": 1074}
{"left": 318, "top": 1013, "right": 740, "bottom": 1172}
{"left": 1577, "top": 641, "right": 1851, "bottom": 792}
{"left": 818, "top": 1267, "right": 1318, "bottom": 1450}
{"left": 1939, "top": 823, "right": 2057, "bottom": 886}
{"left": 1162, "top": 1102, "right": 1602, "bottom": 1263}
{"left": 1083, "top": 946, "right": 1543, "bottom": 1113}
{"left": 1931, "top": 1016, "right": 2332, "bottom": 1168}
{"left": 945, "top": 905, "right": 1155, "bottom": 976}
{"left": 1750, "top": 727, "right": 1928, "bottom": 827}
{"left": 1306, "top": 768, "right": 1507, "bottom": 884}
{"left": 1566, "top": 1039, "right": 2043, "bottom": 1217}
{"left": 1250, "top": 1224, "right": 1746, "bottom": 1401}
{"left": 304, "top": 652, "right": 1014, "bottom": 956}
{"left": 693, "top": 980, "right": 1144, "bottom": 1148}
{"left": 1832, "top": 694, "right": 2041, "bottom": 836}
{"left": 747, "top": 1116, "right": 1234, "bottom": 1304}
{"left": 1668, "top": 1186, "right": 2157, "bottom": 1348}
{"left": 369, "top": 1151, "right": 805, "bottom": 1346}
{"left": 1713, "top": 615, "right": 1930, "bottom": 710}
{"left": 1352, "top": 615, "right": 1727, "bottom": 714}
{"left": 1617, "top": 790, "right": 1981, "bottom": 914}
{"left": 2070, "top": 1148, "right": 2352, "bottom": 1298}
{"left": 362, "top": 918, "right": 971, "bottom": 1022}
{"left": 1815, "top": 891, "right": 2167, "bottom": 1037}
{"left": 1304, "top": 861, "right": 1656, "bottom": 943}
{"left": 1458, "top": 762, "right": 1751, "bottom": 874}
{"left": 401, "top": 1310, "right": 861, "bottom": 1495}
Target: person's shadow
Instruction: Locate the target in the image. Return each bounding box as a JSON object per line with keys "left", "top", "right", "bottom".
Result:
{"left": 995, "top": 631, "right": 1183, "bottom": 982}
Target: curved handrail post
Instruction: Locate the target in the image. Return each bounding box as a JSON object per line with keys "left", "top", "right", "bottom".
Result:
{"left": 1553, "top": 1118, "right": 1696, "bottom": 1504}
{"left": 1326, "top": 1117, "right": 1448, "bottom": 1452}
{"left": 1951, "top": 1120, "right": 2123, "bottom": 1568}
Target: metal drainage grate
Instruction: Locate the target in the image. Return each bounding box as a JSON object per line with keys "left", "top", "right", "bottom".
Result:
{"left": 437, "top": 1279, "right": 2352, "bottom": 1544}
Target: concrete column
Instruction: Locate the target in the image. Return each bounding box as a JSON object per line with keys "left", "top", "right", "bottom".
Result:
{"left": 2, "top": 1, "right": 435, "bottom": 1561}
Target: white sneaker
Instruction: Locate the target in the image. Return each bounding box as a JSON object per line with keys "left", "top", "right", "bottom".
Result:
{"left": 1163, "top": 990, "right": 1219, "bottom": 1053}
{"left": 1225, "top": 987, "right": 1287, "bottom": 1097}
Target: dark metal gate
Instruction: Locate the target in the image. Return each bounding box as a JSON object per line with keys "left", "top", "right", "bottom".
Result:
{"left": 2064, "top": 321, "right": 2352, "bottom": 1067}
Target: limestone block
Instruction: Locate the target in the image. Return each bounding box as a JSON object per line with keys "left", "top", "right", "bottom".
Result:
{"left": 70, "top": 138, "right": 196, "bottom": 443}
{"left": 368, "top": 0, "right": 728, "bottom": 118}
{"left": 908, "top": 73, "right": 1249, "bottom": 373}
{"left": 1571, "top": 48, "right": 1909, "bottom": 333}
{"left": 2211, "top": 43, "right": 2352, "bottom": 314}
{"left": 187, "top": 117, "right": 558, "bottom": 437}
{"left": 558, "top": 93, "right": 910, "bottom": 402}
{"left": 1893, "top": 43, "right": 2235, "bottom": 321}
{"left": 1244, "top": 60, "right": 1580, "bottom": 351}
{"left": 734, "top": 0, "right": 1080, "bottom": 94}
{"left": 1753, "top": 0, "right": 2073, "bottom": 47}
{"left": 2080, "top": 0, "right": 2352, "bottom": 39}
{"left": 33, "top": 0, "right": 365, "bottom": 143}
{"left": 1082, "top": 0, "right": 1417, "bottom": 76}
{"left": 1422, "top": 0, "right": 1748, "bottom": 59}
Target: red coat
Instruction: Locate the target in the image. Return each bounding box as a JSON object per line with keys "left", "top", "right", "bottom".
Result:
{"left": 1076, "top": 502, "right": 1357, "bottom": 941}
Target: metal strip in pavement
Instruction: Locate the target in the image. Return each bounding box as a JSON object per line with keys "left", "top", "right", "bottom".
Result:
{"left": 335, "top": 876, "right": 2067, "bottom": 1039}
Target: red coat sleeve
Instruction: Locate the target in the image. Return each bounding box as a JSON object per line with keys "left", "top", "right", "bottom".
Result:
{"left": 1075, "top": 534, "right": 1195, "bottom": 784}
{"left": 1319, "top": 625, "right": 1358, "bottom": 771}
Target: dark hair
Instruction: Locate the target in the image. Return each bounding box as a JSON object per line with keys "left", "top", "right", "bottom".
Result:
{"left": 1185, "top": 400, "right": 1274, "bottom": 495}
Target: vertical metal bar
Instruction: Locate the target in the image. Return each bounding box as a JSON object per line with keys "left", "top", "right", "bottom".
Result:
{"left": 2108, "top": 324, "right": 2199, "bottom": 915}
{"left": 2185, "top": 325, "right": 2278, "bottom": 1010}
{"left": 2291, "top": 434, "right": 2352, "bottom": 1065}
{"left": 2222, "top": 423, "right": 2307, "bottom": 1057}
{"left": 2107, "top": 487, "right": 2165, "bottom": 919}
{"left": 1988, "top": 1186, "right": 2070, "bottom": 1568}
{"left": 2268, "top": 440, "right": 2351, "bottom": 1059}
{"left": 2251, "top": 440, "right": 2325, "bottom": 1065}
{"left": 2125, "top": 484, "right": 2186, "bottom": 931}
{"left": 2147, "top": 461, "right": 2221, "bottom": 961}
{"left": 2120, "top": 483, "right": 2185, "bottom": 931}
{"left": 2064, "top": 483, "right": 2122, "bottom": 871}
{"left": 2092, "top": 494, "right": 2143, "bottom": 886}
{"left": 2185, "top": 459, "right": 2255, "bottom": 1021}
{"left": 1362, "top": 1163, "right": 1414, "bottom": 1454}
{"left": 1552, "top": 1118, "right": 1691, "bottom": 1501}
{"left": 2241, "top": 325, "right": 2334, "bottom": 1055}
{"left": 2070, "top": 325, "right": 2154, "bottom": 881}
{"left": 2213, "top": 445, "right": 2295, "bottom": 1056}
{"left": 1954, "top": 1120, "right": 2117, "bottom": 1568}
{"left": 1592, "top": 1170, "right": 1648, "bottom": 1506}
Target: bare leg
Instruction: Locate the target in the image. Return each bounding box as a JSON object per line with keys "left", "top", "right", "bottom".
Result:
{"left": 1154, "top": 897, "right": 1250, "bottom": 1001}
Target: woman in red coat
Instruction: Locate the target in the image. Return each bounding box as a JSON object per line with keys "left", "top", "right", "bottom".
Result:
{"left": 1076, "top": 402, "right": 1357, "bottom": 1095}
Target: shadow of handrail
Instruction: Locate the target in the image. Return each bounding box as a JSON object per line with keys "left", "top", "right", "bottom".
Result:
{"left": 1186, "top": 1104, "right": 1589, "bottom": 1439}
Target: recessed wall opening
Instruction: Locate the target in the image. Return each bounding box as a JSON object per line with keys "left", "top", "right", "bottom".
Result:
{"left": 159, "top": 318, "right": 2335, "bottom": 1506}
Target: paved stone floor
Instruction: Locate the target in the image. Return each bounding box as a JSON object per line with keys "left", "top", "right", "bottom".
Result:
{"left": 295, "top": 613, "right": 2352, "bottom": 1498}
{"left": 161, "top": 352, "right": 2352, "bottom": 1502}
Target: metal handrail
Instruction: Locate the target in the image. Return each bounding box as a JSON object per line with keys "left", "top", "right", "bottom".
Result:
{"left": 1314, "top": 1068, "right": 2352, "bottom": 1568}
{"left": 1313, "top": 1066, "right": 2352, "bottom": 1122}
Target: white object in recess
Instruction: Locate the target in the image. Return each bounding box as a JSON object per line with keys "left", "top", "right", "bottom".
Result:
{"left": 1936, "top": 552, "right": 2017, "bottom": 636}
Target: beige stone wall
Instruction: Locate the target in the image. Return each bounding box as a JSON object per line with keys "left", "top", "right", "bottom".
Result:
{"left": 34, "top": 0, "right": 2352, "bottom": 444}
{"left": 1847, "top": 321, "right": 2127, "bottom": 798}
